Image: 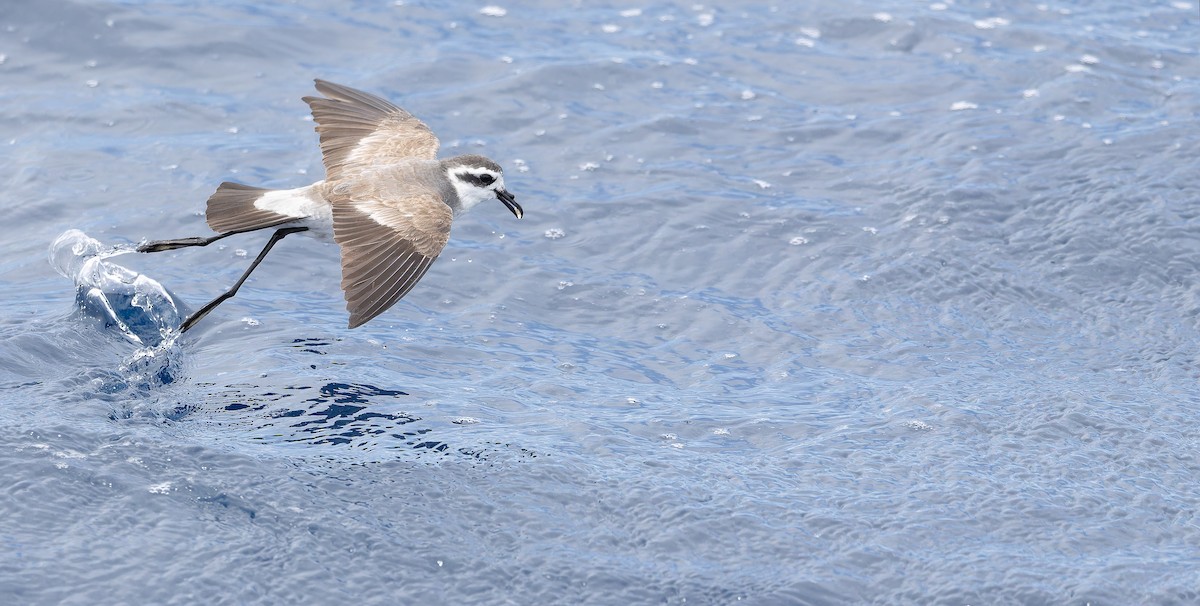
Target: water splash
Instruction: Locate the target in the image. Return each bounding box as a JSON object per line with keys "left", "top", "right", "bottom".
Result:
{"left": 49, "top": 229, "right": 185, "bottom": 348}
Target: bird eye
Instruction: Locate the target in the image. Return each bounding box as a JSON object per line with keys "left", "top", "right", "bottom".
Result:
{"left": 479, "top": 174, "right": 495, "bottom": 185}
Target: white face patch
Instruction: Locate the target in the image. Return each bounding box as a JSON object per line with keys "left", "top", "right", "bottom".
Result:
{"left": 448, "top": 168, "right": 506, "bottom": 214}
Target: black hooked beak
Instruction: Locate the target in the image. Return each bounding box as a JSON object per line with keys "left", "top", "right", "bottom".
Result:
{"left": 496, "top": 188, "right": 523, "bottom": 219}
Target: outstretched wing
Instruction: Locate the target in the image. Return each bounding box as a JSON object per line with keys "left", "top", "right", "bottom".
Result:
{"left": 329, "top": 187, "right": 452, "bottom": 328}
{"left": 302, "top": 79, "right": 440, "bottom": 181}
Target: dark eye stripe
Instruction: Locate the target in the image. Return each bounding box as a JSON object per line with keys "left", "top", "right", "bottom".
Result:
{"left": 456, "top": 172, "right": 496, "bottom": 187}
{"left": 455, "top": 172, "right": 482, "bottom": 186}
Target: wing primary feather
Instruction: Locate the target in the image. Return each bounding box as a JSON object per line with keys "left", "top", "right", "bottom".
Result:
{"left": 334, "top": 206, "right": 444, "bottom": 327}
{"left": 304, "top": 80, "right": 440, "bottom": 179}
{"left": 345, "top": 246, "right": 413, "bottom": 294}
{"left": 342, "top": 246, "right": 404, "bottom": 285}
{"left": 353, "top": 257, "right": 431, "bottom": 326}
{"left": 355, "top": 255, "right": 427, "bottom": 321}
{"left": 394, "top": 259, "right": 434, "bottom": 300}
{"left": 314, "top": 79, "right": 401, "bottom": 114}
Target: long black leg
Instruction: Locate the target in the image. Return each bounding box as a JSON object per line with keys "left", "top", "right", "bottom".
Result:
{"left": 138, "top": 221, "right": 295, "bottom": 253}
{"left": 179, "top": 226, "right": 309, "bottom": 333}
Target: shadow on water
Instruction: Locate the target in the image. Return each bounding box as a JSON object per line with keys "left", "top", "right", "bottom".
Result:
{"left": 198, "top": 381, "right": 512, "bottom": 461}
{"left": 235, "top": 382, "right": 417, "bottom": 446}
{"left": 141, "top": 376, "right": 541, "bottom": 463}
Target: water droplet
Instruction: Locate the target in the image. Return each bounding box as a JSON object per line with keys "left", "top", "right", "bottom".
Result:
{"left": 973, "top": 17, "right": 1009, "bottom": 29}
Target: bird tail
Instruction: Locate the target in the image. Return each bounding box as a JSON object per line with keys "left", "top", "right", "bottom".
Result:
{"left": 205, "top": 182, "right": 297, "bottom": 234}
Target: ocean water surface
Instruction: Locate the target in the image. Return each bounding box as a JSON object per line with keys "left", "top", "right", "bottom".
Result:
{"left": 2, "top": 1, "right": 1199, "bottom": 603}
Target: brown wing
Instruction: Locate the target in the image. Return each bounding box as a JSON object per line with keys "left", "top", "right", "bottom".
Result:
{"left": 302, "top": 79, "right": 440, "bottom": 181}
{"left": 330, "top": 190, "right": 452, "bottom": 328}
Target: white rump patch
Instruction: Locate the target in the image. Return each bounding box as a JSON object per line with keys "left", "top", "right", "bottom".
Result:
{"left": 253, "top": 183, "right": 334, "bottom": 239}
